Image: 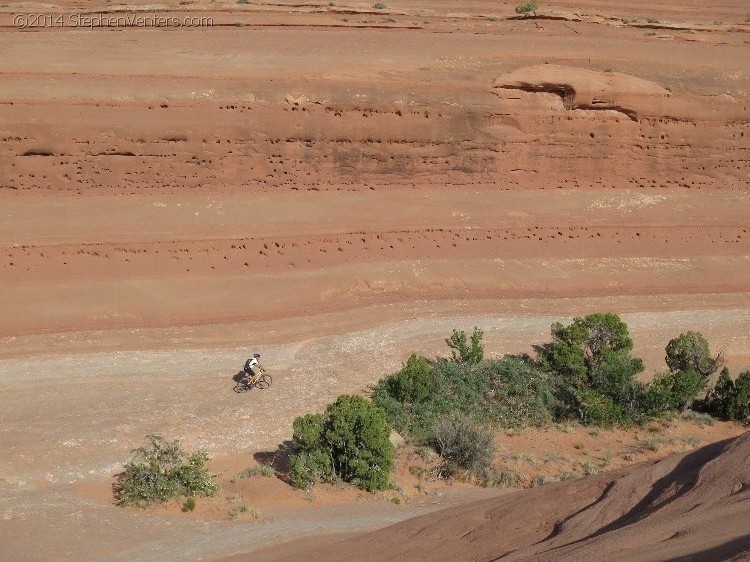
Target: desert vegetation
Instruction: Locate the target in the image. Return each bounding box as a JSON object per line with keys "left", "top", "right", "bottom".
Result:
{"left": 289, "top": 394, "right": 394, "bottom": 491}
{"left": 286, "top": 313, "right": 744, "bottom": 490}
{"left": 515, "top": 1, "right": 538, "bottom": 17}
{"left": 114, "top": 435, "right": 218, "bottom": 508}
{"left": 371, "top": 313, "right": 742, "bottom": 480}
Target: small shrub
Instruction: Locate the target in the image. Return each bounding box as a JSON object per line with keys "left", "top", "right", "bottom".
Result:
{"left": 182, "top": 497, "right": 196, "bottom": 512}
{"left": 727, "top": 371, "right": 750, "bottom": 422}
{"left": 532, "top": 474, "right": 557, "bottom": 486}
{"left": 409, "top": 465, "right": 427, "bottom": 479}
{"left": 238, "top": 464, "right": 275, "bottom": 479}
{"left": 237, "top": 0, "right": 251, "bottom": 4}
{"left": 643, "top": 370, "right": 703, "bottom": 414}
{"left": 515, "top": 1, "right": 538, "bottom": 17}
{"left": 432, "top": 413, "right": 495, "bottom": 478}
{"left": 581, "top": 460, "right": 598, "bottom": 476}
{"left": 373, "top": 2, "right": 386, "bottom": 9}
{"left": 114, "top": 435, "right": 218, "bottom": 508}
{"left": 446, "top": 327, "right": 484, "bottom": 365}
{"left": 681, "top": 410, "right": 715, "bottom": 427}
{"left": 386, "top": 354, "right": 434, "bottom": 403}
{"left": 485, "top": 469, "right": 521, "bottom": 488}
{"left": 229, "top": 504, "right": 259, "bottom": 518}
{"left": 646, "top": 17, "right": 659, "bottom": 23}
{"left": 390, "top": 496, "right": 401, "bottom": 504}
{"left": 416, "top": 446, "right": 436, "bottom": 461}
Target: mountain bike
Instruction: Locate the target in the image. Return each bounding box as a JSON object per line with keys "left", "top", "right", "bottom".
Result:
{"left": 233, "top": 368, "right": 272, "bottom": 393}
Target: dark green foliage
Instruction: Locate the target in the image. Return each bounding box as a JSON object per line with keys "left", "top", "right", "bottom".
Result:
{"left": 432, "top": 413, "right": 495, "bottom": 478}
{"left": 289, "top": 413, "right": 334, "bottom": 489}
{"left": 576, "top": 387, "right": 631, "bottom": 427}
{"left": 373, "top": 355, "right": 557, "bottom": 441}
{"left": 481, "top": 356, "right": 558, "bottom": 427}
{"left": 292, "top": 413, "right": 325, "bottom": 450}
{"left": 539, "top": 313, "right": 641, "bottom": 388}
{"left": 446, "top": 327, "right": 484, "bottom": 365}
{"left": 702, "top": 367, "right": 735, "bottom": 418}
{"left": 537, "top": 313, "right": 648, "bottom": 426}
{"left": 642, "top": 370, "right": 703, "bottom": 414}
{"left": 386, "top": 354, "right": 434, "bottom": 403}
{"left": 115, "top": 435, "right": 218, "bottom": 508}
{"left": 728, "top": 372, "right": 750, "bottom": 422}
{"left": 289, "top": 448, "right": 334, "bottom": 490}
{"left": 702, "top": 369, "right": 750, "bottom": 423}
{"left": 665, "top": 332, "right": 724, "bottom": 387}
{"left": 289, "top": 395, "right": 393, "bottom": 492}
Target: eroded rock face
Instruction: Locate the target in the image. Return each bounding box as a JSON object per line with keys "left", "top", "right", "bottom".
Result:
{"left": 493, "top": 64, "right": 671, "bottom": 119}
{"left": 0, "top": 2, "right": 748, "bottom": 338}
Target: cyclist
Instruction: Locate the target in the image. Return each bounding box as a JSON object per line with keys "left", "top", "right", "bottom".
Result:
{"left": 244, "top": 353, "right": 263, "bottom": 382}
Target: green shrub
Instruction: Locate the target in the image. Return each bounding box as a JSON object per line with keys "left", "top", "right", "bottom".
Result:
{"left": 373, "top": 2, "right": 386, "bottom": 9}
{"left": 432, "top": 413, "right": 495, "bottom": 478}
{"left": 386, "top": 354, "right": 434, "bottom": 403}
{"left": 182, "top": 497, "right": 196, "bottom": 512}
{"left": 515, "top": 1, "right": 538, "bottom": 16}
{"left": 446, "top": 327, "right": 484, "bottom": 365}
{"left": 374, "top": 353, "right": 557, "bottom": 441}
{"left": 289, "top": 448, "right": 334, "bottom": 490}
{"left": 727, "top": 371, "right": 750, "bottom": 422}
{"left": 577, "top": 388, "right": 630, "bottom": 427}
{"left": 665, "top": 332, "right": 724, "bottom": 387}
{"left": 643, "top": 370, "right": 703, "bottom": 414}
{"left": 482, "top": 356, "right": 558, "bottom": 427}
{"left": 114, "top": 435, "right": 218, "bottom": 508}
{"left": 485, "top": 469, "right": 521, "bottom": 488}
{"left": 289, "top": 396, "right": 393, "bottom": 491}
{"left": 698, "top": 369, "right": 750, "bottom": 423}
{"left": 537, "top": 313, "right": 647, "bottom": 425}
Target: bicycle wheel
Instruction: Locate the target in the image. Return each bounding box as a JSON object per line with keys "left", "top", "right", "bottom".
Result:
{"left": 255, "top": 373, "right": 272, "bottom": 389}
{"left": 233, "top": 381, "right": 249, "bottom": 393}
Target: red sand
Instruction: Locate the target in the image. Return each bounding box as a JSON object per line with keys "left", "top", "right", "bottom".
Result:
{"left": 0, "top": 0, "right": 748, "bottom": 559}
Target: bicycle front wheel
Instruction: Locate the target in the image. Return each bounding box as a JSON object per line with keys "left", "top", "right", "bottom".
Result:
{"left": 255, "top": 373, "right": 272, "bottom": 389}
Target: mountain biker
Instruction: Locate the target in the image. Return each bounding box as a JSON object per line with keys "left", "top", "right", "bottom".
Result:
{"left": 244, "top": 353, "right": 263, "bottom": 381}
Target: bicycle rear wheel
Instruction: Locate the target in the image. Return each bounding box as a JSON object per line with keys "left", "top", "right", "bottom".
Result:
{"left": 233, "top": 381, "right": 249, "bottom": 393}
{"left": 255, "top": 373, "right": 272, "bottom": 389}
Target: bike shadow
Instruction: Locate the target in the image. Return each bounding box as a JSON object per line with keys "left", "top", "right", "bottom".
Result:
{"left": 232, "top": 371, "right": 247, "bottom": 384}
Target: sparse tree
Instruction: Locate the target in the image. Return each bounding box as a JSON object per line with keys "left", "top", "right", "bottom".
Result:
{"left": 446, "top": 327, "right": 484, "bottom": 365}
{"left": 665, "top": 331, "right": 725, "bottom": 387}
